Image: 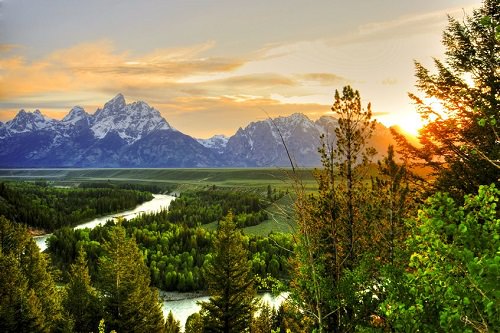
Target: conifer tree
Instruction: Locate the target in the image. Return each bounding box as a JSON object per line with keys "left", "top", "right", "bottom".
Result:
{"left": 373, "top": 145, "right": 415, "bottom": 264}
{"left": 63, "top": 247, "right": 102, "bottom": 333}
{"left": 185, "top": 312, "right": 204, "bottom": 333}
{"left": 402, "top": 0, "right": 499, "bottom": 199}
{"left": 290, "top": 86, "right": 380, "bottom": 332}
{"left": 164, "top": 310, "right": 181, "bottom": 333}
{"left": 99, "top": 226, "right": 164, "bottom": 333}
{"left": 0, "top": 216, "right": 70, "bottom": 332}
{"left": 200, "top": 212, "right": 256, "bottom": 333}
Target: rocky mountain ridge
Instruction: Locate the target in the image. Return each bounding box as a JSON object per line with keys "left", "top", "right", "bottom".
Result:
{"left": 0, "top": 94, "right": 396, "bottom": 167}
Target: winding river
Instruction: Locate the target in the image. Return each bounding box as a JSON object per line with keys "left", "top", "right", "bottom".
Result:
{"left": 33, "top": 194, "right": 175, "bottom": 251}
{"left": 32, "top": 193, "right": 286, "bottom": 328}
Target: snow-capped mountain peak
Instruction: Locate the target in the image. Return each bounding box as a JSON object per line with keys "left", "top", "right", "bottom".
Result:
{"left": 104, "top": 93, "right": 126, "bottom": 111}
{"left": 62, "top": 106, "right": 89, "bottom": 125}
{"left": 90, "top": 94, "right": 173, "bottom": 143}
{"left": 6, "top": 109, "right": 55, "bottom": 133}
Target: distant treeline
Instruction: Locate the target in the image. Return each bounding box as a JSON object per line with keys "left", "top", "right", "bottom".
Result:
{"left": 78, "top": 181, "right": 169, "bottom": 194}
{"left": 0, "top": 182, "right": 153, "bottom": 232}
{"left": 167, "top": 187, "right": 284, "bottom": 228}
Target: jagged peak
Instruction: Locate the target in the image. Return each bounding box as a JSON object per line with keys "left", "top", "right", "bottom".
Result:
{"left": 13, "top": 108, "right": 46, "bottom": 120}
{"left": 63, "top": 106, "right": 89, "bottom": 124}
{"left": 103, "top": 93, "right": 126, "bottom": 111}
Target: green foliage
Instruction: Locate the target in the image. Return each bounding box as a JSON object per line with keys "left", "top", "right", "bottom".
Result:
{"left": 251, "top": 303, "right": 278, "bottom": 333}
{"left": 290, "top": 86, "right": 382, "bottom": 333}
{"left": 164, "top": 310, "right": 181, "bottom": 333}
{"left": 0, "top": 216, "right": 71, "bottom": 332}
{"left": 0, "top": 181, "right": 152, "bottom": 231}
{"left": 200, "top": 212, "right": 257, "bottom": 332}
{"left": 372, "top": 145, "right": 417, "bottom": 264}
{"left": 99, "top": 226, "right": 165, "bottom": 333}
{"left": 167, "top": 188, "right": 271, "bottom": 228}
{"left": 185, "top": 312, "right": 204, "bottom": 333}
{"left": 383, "top": 184, "right": 500, "bottom": 332}
{"left": 47, "top": 200, "right": 293, "bottom": 293}
{"left": 63, "top": 248, "right": 102, "bottom": 333}
{"left": 79, "top": 181, "right": 166, "bottom": 194}
{"left": 405, "top": 0, "right": 499, "bottom": 200}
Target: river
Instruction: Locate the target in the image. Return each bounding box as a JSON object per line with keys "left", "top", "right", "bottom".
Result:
{"left": 34, "top": 194, "right": 176, "bottom": 251}
{"left": 32, "top": 193, "right": 286, "bottom": 329}
{"left": 161, "top": 291, "right": 289, "bottom": 330}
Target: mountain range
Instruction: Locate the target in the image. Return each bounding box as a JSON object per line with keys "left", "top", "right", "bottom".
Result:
{"left": 0, "top": 94, "right": 396, "bottom": 168}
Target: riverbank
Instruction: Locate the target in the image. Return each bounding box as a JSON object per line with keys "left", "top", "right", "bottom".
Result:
{"left": 160, "top": 291, "right": 208, "bottom": 302}
{"left": 34, "top": 194, "right": 176, "bottom": 251}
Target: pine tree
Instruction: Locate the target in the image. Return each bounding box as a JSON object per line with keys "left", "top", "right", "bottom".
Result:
{"left": 164, "top": 310, "right": 181, "bottom": 333}
{"left": 0, "top": 216, "right": 70, "bottom": 332}
{"left": 290, "top": 86, "right": 380, "bottom": 332}
{"left": 200, "top": 212, "right": 256, "bottom": 333}
{"left": 98, "top": 226, "right": 164, "bottom": 333}
{"left": 403, "top": 0, "right": 499, "bottom": 199}
{"left": 251, "top": 303, "right": 276, "bottom": 333}
{"left": 373, "top": 145, "right": 415, "bottom": 264}
{"left": 63, "top": 247, "right": 102, "bottom": 333}
{"left": 185, "top": 312, "right": 204, "bottom": 333}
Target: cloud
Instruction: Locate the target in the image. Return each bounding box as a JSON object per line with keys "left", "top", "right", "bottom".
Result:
{"left": 297, "top": 73, "right": 349, "bottom": 86}
{"left": 0, "top": 44, "right": 21, "bottom": 53}
{"left": 156, "top": 95, "right": 329, "bottom": 138}
{"left": 0, "top": 39, "right": 340, "bottom": 137}
{"left": 0, "top": 40, "right": 245, "bottom": 103}
{"left": 382, "top": 78, "right": 398, "bottom": 86}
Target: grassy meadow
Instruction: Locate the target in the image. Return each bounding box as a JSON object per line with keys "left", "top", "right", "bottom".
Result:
{"left": 0, "top": 168, "right": 312, "bottom": 235}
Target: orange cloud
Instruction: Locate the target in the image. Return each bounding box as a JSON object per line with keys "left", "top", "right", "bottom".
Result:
{"left": 0, "top": 40, "right": 344, "bottom": 137}
{"left": 0, "top": 40, "right": 245, "bottom": 102}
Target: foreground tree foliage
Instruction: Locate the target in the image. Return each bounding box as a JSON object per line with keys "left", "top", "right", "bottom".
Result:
{"left": 290, "top": 85, "right": 385, "bottom": 332}
{"left": 164, "top": 310, "right": 181, "bottom": 333}
{"left": 63, "top": 248, "right": 102, "bottom": 333}
{"left": 99, "top": 225, "right": 165, "bottom": 333}
{"left": 383, "top": 184, "right": 499, "bottom": 332}
{"left": 399, "top": 0, "right": 499, "bottom": 200}
{"left": 0, "top": 216, "right": 70, "bottom": 332}
{"left": 200, "top": 212, "right": 256, "bottom": 332}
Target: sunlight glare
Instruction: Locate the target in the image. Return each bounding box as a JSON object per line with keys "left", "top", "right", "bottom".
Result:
{"left": 394, "top": 113, "right": 424, "bottom": 136}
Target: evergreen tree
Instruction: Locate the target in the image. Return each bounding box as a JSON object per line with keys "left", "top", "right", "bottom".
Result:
{"left": 0, "top": 216, "right": 70, "bottom": 332}
{"left": 373, "top": 145, "right": 416, "bottom": 264}
{"left": 200, "top": 212, "right": 256, "bottom": 333}
{"left": 164, "top": 310, "right": 181, "bottom": 333}
{"left": 251, "top": 303, "right": 276, "bottom": 333}
{"left": 290, "top": 86, "right": 380, "bottom": 332}
{"left": 63, "top": 247, "right": 102, "bottom": 333}
{"left": 98, "top": 226, "right": 164, "bottom": 333}
{"left": 402, "top": 0, "right": 499, "bottom": 199}
{"left": 185, "top": 312, "right": 204, "bottom": 333}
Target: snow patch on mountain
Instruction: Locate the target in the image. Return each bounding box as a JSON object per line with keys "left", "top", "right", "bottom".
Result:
{"left": 88, "top": 94, "right": 174, "bottom": 143}
{"left": 62, "top": 106, "right": 89, "bottom": 125}
{"left": 197, "top": 134, "right": 229, "bottom": 150}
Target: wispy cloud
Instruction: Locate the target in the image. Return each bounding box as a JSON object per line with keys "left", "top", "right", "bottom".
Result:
{"left": 0, "top": 39, "right": 341, "bottom": 136}
{"left": 0, "top": 40, "right": 245, "bottom": 102}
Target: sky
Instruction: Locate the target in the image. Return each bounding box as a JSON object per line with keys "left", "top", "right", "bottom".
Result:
{"left": 0, "top": 0, "right": 480, "bottom": 138}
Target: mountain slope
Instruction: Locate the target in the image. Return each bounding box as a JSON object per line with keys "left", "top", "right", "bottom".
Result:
{"left": 0, "top": 95, "right": 397, "bottom": 168}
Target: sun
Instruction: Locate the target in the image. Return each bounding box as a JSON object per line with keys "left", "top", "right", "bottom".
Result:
{"left": 392, "top": 113, "right": 424, "bottom": 137}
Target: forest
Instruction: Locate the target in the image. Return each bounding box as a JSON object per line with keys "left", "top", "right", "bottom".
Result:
{"left": 0, "top": 181, "right": 153, "bottom": 231}
{"left": 0, "top": 1, "right": 499, "bottom": 332}
{"left": 46, "top": 188, "right": 292, "bottom": 292}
